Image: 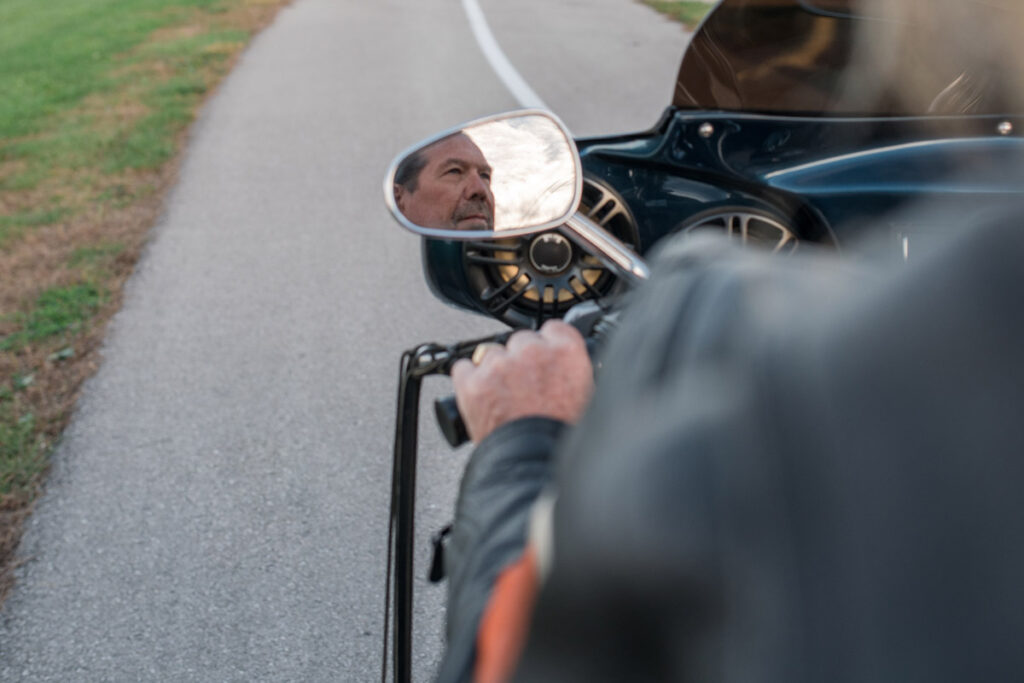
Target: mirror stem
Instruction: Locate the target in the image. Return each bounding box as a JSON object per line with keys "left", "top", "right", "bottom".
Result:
{"left": 564, "top": 213, "right": 650, "bottom": 285}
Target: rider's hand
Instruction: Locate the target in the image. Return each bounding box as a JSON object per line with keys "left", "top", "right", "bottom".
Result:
{"left": 451, "top": 320, "right": 594, "bottom": 443}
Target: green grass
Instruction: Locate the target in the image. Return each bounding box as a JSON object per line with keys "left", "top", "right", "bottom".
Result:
{"left": 69, "top": 242, "right": 125, "bottom": 269}
{"left": 0, "top": 285, "right": 101, "bottom": 495}
{"left": 104, "top": 29, "right": 249, "bottom": 171}
{"left": 0, "top": 0, "right": 221, "bottom": 140}
{"left": 0, "top": 1, "right": 246, "bottom": 189}
{"left": 0, "top": 207, "right": 69, "bottom": 247}
{"left": 0, "top": 401, "right": 46, "bottom": 498}
{"left": 0, "top": 284, "right": 105, "bottom": 352}
{"left": 641, "top": 1, "right": 714, "bottom": 29}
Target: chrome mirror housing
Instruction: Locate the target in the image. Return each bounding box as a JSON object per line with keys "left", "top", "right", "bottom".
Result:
{"left": 384, "top": 110, "right": 582, "bottom": 240}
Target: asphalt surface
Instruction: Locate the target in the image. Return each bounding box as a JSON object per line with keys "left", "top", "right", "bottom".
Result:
{"left": 0, "top": 0, "right": 688, "bottom": 679}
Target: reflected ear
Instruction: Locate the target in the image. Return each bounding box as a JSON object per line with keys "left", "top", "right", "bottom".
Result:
{"left": 394, "top": 184, "right": 406, "bottom": 211}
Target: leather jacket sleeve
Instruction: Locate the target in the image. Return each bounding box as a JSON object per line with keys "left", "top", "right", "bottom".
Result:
{"left": 436, "top": 417, "right": 565, "bottom": 683}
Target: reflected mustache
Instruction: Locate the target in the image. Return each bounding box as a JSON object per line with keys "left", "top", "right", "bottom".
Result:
{"left": 454, "top": 199, "right": 493, "bottom": 220}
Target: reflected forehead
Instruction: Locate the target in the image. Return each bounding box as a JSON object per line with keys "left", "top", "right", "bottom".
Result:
{"left": 424, "top": 134, "right": 489, "bottom": 169}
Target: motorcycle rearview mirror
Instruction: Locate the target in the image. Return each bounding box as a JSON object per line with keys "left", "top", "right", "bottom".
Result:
{"left": 384, "top": 109, "right": 650, "bottom": 284}
{"left": 385, "top": 110, "right": 581, "bottom": 239}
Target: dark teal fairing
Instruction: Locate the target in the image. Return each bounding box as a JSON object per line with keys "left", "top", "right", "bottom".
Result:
{"left": 577, "top": 110, "right": 1024, "bottom": 251}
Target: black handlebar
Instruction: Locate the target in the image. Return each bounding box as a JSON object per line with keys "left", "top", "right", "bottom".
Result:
{"left": 434, "top": 395, "right": 469, "bottom": 447}
{"left": 431, "top": 302, "right": 620, "bottom": 449}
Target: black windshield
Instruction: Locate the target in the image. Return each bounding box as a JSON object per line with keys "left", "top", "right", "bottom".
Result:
{"left": 673, "top": 0, "right": 1024, "bottom": 116}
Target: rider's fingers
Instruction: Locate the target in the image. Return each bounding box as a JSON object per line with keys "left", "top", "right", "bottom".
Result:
{"left": 505, "top": 328, "right": 542, "bottom": 355}
{"left": 539, "top": 319, "right": 586, "bottom": 350}
{"left": 450, "top": 357, "right": 475, "bottom": 389}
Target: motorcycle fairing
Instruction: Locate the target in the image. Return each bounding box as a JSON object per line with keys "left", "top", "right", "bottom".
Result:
{"left": 576, "top": 112, "right": 1024, "bottom": 250}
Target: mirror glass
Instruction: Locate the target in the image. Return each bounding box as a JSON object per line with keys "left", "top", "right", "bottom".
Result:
{"left": 386, "top": 111, "right": 581, "bottom": 240}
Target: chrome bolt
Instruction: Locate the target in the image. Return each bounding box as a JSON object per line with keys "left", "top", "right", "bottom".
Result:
{"left": 698, "top": 122, "right": 714, "bottom": 138}
{"left": 997, "top": 121, "right": 1013, "bottom": 136}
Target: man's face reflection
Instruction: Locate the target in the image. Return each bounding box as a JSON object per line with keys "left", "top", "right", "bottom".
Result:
{"left": 395, "top": 133, "right": 495, "bottom": 231}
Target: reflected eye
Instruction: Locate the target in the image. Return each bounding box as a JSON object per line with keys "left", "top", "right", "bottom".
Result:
{"left": 444, "top": 167, "right": 463, "bottom": 177}
{"left": 480, "top": 172, "right": 491, "bottom": 183}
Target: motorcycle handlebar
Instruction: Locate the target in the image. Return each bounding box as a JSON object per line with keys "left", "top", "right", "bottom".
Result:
{"left": 435, "top": 395, "right": 469, "bottom": 447}
{"left": 433, "top": 302, "right": 621, "bottom": 448}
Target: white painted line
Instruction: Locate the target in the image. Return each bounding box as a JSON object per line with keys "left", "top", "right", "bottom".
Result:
{"left": 461, "top": 0, "right": 549, "bottom": 110}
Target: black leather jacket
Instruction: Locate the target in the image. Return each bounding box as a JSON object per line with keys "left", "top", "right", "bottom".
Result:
{"left": 436, "top": 416, "right": 564, "bottom": 683}
{"left": 439, "top": 209, "right": 1024, "bottom": 682}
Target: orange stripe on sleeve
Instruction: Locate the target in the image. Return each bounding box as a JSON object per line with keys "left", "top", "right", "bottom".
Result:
{"left": 473, "top": 546, "right": 540, "bottom": 683}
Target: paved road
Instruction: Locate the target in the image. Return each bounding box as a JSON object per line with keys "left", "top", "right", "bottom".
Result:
{"left": 0, "top": 0, "right": 688, "bottom": 679}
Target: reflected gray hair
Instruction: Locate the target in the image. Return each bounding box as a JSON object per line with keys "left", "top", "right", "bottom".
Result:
{"left": 394, "top": 149, "right": 427, "bottom": 193}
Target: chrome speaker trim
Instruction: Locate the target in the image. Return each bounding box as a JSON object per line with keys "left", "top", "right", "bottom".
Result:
{"left": 461, "top": 177, "right": 640, "bottom": 327}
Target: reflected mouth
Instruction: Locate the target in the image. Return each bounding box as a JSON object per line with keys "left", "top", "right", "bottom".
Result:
{"left": 457, "top": 216, "right": 491, "bottom": 229}
{"left": 454, "top": 201, "right": 494, "bottom": 229}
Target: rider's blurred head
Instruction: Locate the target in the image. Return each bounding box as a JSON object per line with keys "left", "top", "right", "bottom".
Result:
{"left": 394, "top": 132, "right": 495, "bottom": 232}
{"left": 853, "top": 0, "right": 1024, "bottom": 115}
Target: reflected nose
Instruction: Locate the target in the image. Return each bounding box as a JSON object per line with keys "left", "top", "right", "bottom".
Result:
{"left": 464, "top": 172, "right": 489, "bottom": 199}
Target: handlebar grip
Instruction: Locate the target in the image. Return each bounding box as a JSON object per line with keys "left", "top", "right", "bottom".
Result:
{"left": 434, "top": 395, "right": 469, "bottom": 447}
